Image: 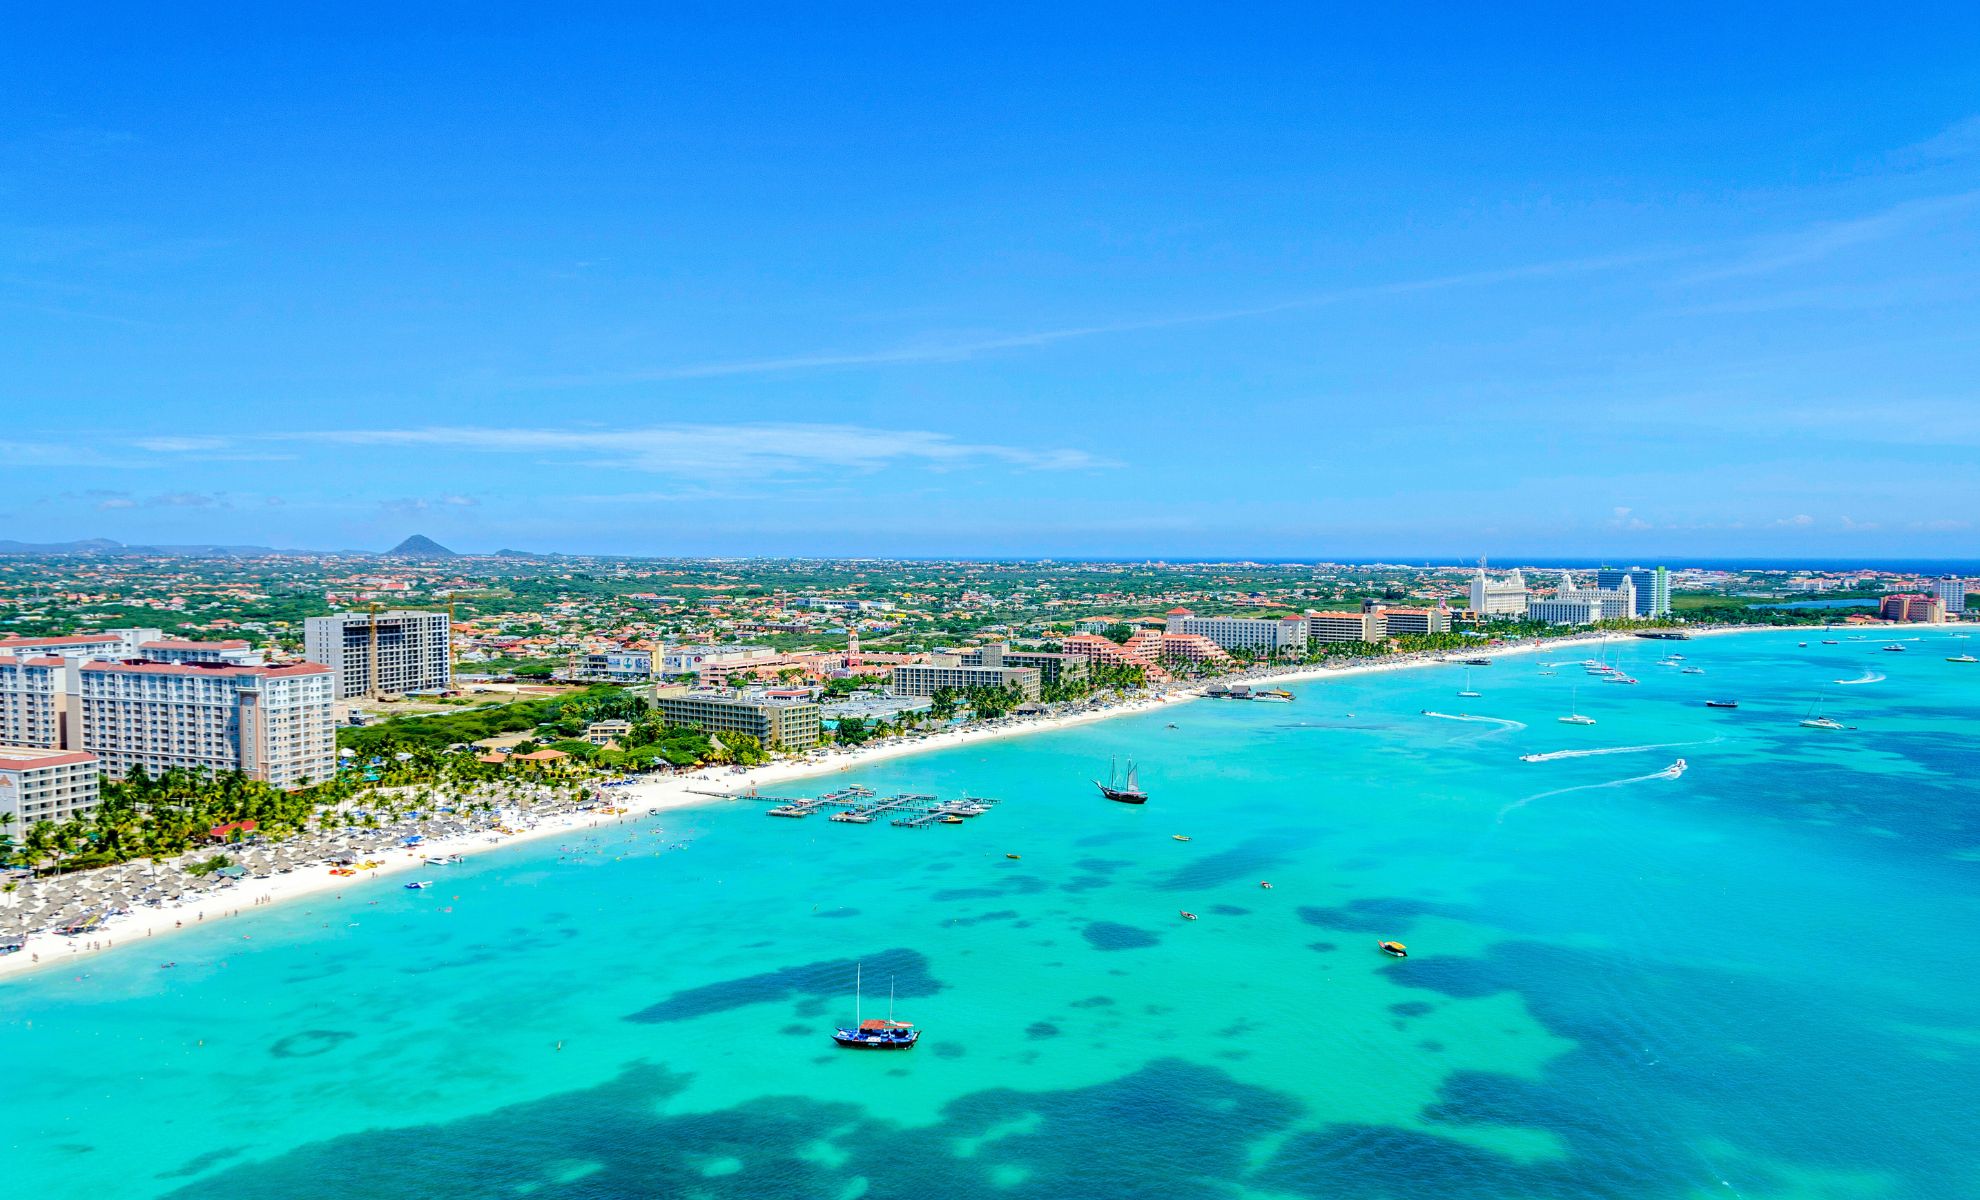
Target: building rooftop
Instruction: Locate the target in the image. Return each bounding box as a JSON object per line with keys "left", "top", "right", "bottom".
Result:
{"left": 0, "top": 746, "right": 97, "bottom": 770}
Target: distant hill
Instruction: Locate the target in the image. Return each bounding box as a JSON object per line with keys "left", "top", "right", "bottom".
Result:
{"left": 384, "top": 533, "right": 457, "bottom": 558}
{"left": 494, "top": 548, "right": 541, "bottom": 558}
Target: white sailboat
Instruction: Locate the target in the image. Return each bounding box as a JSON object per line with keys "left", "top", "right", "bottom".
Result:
{"left": 1457, "top": 667, "right": 1480, "bottom": 699}
{"left": 1800, "top": 696, "right": 1846, "bottom": 730}
{"left": 1558, "top": 685, "right": 1596, "bottom": 725}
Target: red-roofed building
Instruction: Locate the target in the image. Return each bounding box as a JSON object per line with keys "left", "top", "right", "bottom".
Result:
{"left": 76, "top": 660, "right": 336, "bottom": 788}
{"left": 0, "top": 745, "right": 100, "bottom": 826}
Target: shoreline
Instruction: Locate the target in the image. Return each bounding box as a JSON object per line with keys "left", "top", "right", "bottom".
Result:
{"left": 0, "top": 623, "right": 1796, "bottom": 983}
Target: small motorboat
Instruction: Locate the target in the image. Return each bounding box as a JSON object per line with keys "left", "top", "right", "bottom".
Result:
{"left": 1171, "top": 834, "right": 1192, "bottom": 842}
{"left": 1705, "top": 700, "right": 1739, "bottom": 709}
{"left": 1378, "top": 941, "right": 1408, "bottom": 958}
{"left": 1259, "top": 881, "right": 1273, "bottom": 889}
{"left": 1681, "top": 667, "right": 1704, "bottom": 675}
{"left": 1821, "top": 639, "right": 1839, "bottom": 645}
{"left": 1179, "top": 911, "right": 1198, "bottom": 921}
{"left": 940, "top": 815, "right": 965, "bottom": 824}
{"left": 1005, "top": 853, "right": 1021, "bottom": 860}
{"left": 1166, "top": 723, "right": 1178, "bottom": 729}
{"left": 1798, "top": 642, "right": 1808, "bottom": 647}
{"left": 1882, "top": 644, "right": 1906, "bottom": 653}
{"left": 405, "top": 880, "right": 433, "bottom": 890}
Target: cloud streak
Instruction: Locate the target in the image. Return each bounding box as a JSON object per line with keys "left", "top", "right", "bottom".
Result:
{"left": 278, "top": 422, "right": 1112, "bottom": 477}
{"left": 521, "top": 249, "right": 1675, "bottom": 388}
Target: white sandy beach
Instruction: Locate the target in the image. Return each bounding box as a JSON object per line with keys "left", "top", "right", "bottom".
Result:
{"left": 0, "top": 624, "right": 1789, "bottom": 983}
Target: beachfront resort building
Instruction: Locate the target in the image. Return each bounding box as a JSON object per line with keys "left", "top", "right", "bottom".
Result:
{"left": 76, "top": 661, "right": 339, "bottom": 788}
{"left": 0, "top": 746, "right": 101, "bottom": 827}
{"left": 1058, "top": 634, "right": 1175, "bottom": 683}
{"left": 1527, "top": 572, "right": 1637, "bottom": 626}
{"left": 1306, "top": 610, "right": 1386, "bottom": 644}
{"left": 655, "top": 690, "right": 822, "bottom": 750}
{"left": 957, "top": 643, "right": 1088, "bottom": 688}
{"left": 1163, "top": 608, "right": 1307, "bottom": 655}
{"left": 1378, "top": 605, "right": 1452, "bottom": 636}
{"left": 889, "top": 657, "right": 1043, "bottom": 701}
{"left": 1598, "top": 566, "right": 1672, "bottom": 617}
{"left": 1880, "top": 594, "right": 1946, "bottom": 623}
{"left": 1468, "top": 564, "right": 1531, "bottom": 617}
{"left": 304, "top": 610, "right": 452, "bottom": 699}
{"left": 1933, "top": 576, "right": 1968, "bottom": 616}
{"left": 1122, "top": 629, "right": 1232, "bottom": 668}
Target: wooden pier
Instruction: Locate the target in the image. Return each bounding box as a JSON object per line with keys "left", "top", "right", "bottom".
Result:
{"left": 700, "top": 784, "right": 1000, "bottom": 828}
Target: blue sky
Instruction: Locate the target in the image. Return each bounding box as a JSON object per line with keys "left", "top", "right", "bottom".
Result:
{"left": 4, "top": 5, "right": 1979, "bottom": 558}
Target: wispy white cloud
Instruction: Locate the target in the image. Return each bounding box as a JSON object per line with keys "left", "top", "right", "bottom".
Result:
{"left": 284, "top": 423, "right": 1112, "bottom": 476}
{"left": 520, "top": 250, "right": 1673, "bottom": 388}
{"left": 1684, "top": 190, "right": 1980, "bottom": 283}
{"left": 1895, "top": 115, "right": 1980, "bottom": 164}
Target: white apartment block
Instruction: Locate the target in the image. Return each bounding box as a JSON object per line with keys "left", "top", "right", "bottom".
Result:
{"left": 0, "top": 629, "right": 261, "bottom": 666}
{"left": 1164, "top": 608, "right": 1308, "bottom": 654}
{"left": 0, "top": 746, "right": 100, "bottom": 827}
{"left": 889, "top": 658, "right": 1043, "bottom": 700}
{"left": 77, "top": 661, "right": 337, "bottom": 788}
{"left": 1306, "top": 610, "right": 1387, "bottom": 644}
{"left": 0, "top": 655, "right": 78, "bottom": 749}
{"left": 1379, "top": 606, "right": 1451, "bottom": 636}
{"left": 304, "top": 610, "right": 452, "bottom": 699}
{"left": 1935, "top": 576, "right": 1969, "bottom": 616}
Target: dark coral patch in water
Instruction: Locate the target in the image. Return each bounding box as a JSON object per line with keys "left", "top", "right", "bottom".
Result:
{"left": 269, "top": 1029, "right": 356, "bottom": 1059}
{"left": 1025, "top": 1021, "right": 1060, "bottom": 1039}
{"left": 1082, "top": 922, "right": 1160, "bottom": 950}
{"left": 1297, "top": 897, "right": 1473, "bottom": 935}
{"left": 625, "top": 949, "right": 940, "bottom": 1024}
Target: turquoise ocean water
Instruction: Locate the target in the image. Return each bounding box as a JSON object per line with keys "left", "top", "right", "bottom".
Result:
{"left": 5, "top": 628, "right": 1977, "bottom": 1200}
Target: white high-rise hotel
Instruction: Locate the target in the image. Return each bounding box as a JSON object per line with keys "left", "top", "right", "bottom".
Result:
{"left": 1468, "top": 563, "right": 1531, "bottom": 616}
{"left": 304, "top": 610, "right": 453, "bottom": 699}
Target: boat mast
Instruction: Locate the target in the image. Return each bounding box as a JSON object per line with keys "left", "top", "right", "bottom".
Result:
{"left": 855, "top": 962, "right": 862, "bottom": 1027}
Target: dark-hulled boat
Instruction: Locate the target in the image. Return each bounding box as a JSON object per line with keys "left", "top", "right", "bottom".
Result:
{"left": 1097, "top": 758, "right": 1148, "bottom": 805}
{"left": 833, "top": 965, "right": 920, "bottom": 1050}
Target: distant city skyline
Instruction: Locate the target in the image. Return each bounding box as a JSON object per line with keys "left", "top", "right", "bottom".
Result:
{"left": 6, "top": 9, "right": 1980, "bottom": 556}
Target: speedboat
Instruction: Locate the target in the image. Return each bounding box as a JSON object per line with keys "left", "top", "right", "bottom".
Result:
{"left": 404, "top": 880, "right": 433, "bottom": 890}
{"left": 1259, "top": 881, "right": 1273, "bottom": 889}
{"left": 1179, "top": 910, "right": 1198, "bottom": 921}
{"left": 1882, "top": 644, "right": 1906, "bottom": 653}
{"left": 1005, "top": 853, "right": 1021, "bottom": 860}
{"left": 1378, "top": 940, "right": 1408, "bottom": 958}
{"left": 1171, "top": 834, "right": 1192, "bottom": 842}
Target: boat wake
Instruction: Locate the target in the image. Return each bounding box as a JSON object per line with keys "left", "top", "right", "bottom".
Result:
{"left": 1834, "top": 671, "right": 1886, "bottom": 686}
{"left": 1497, "top": 760, "right": 1688, "bottom": 821}
{"left": 1420, "top": 710, "right": 1526, "bottom": 731}
{"left": 1518, "top": 739, "right": 1713, "bottom": 764}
